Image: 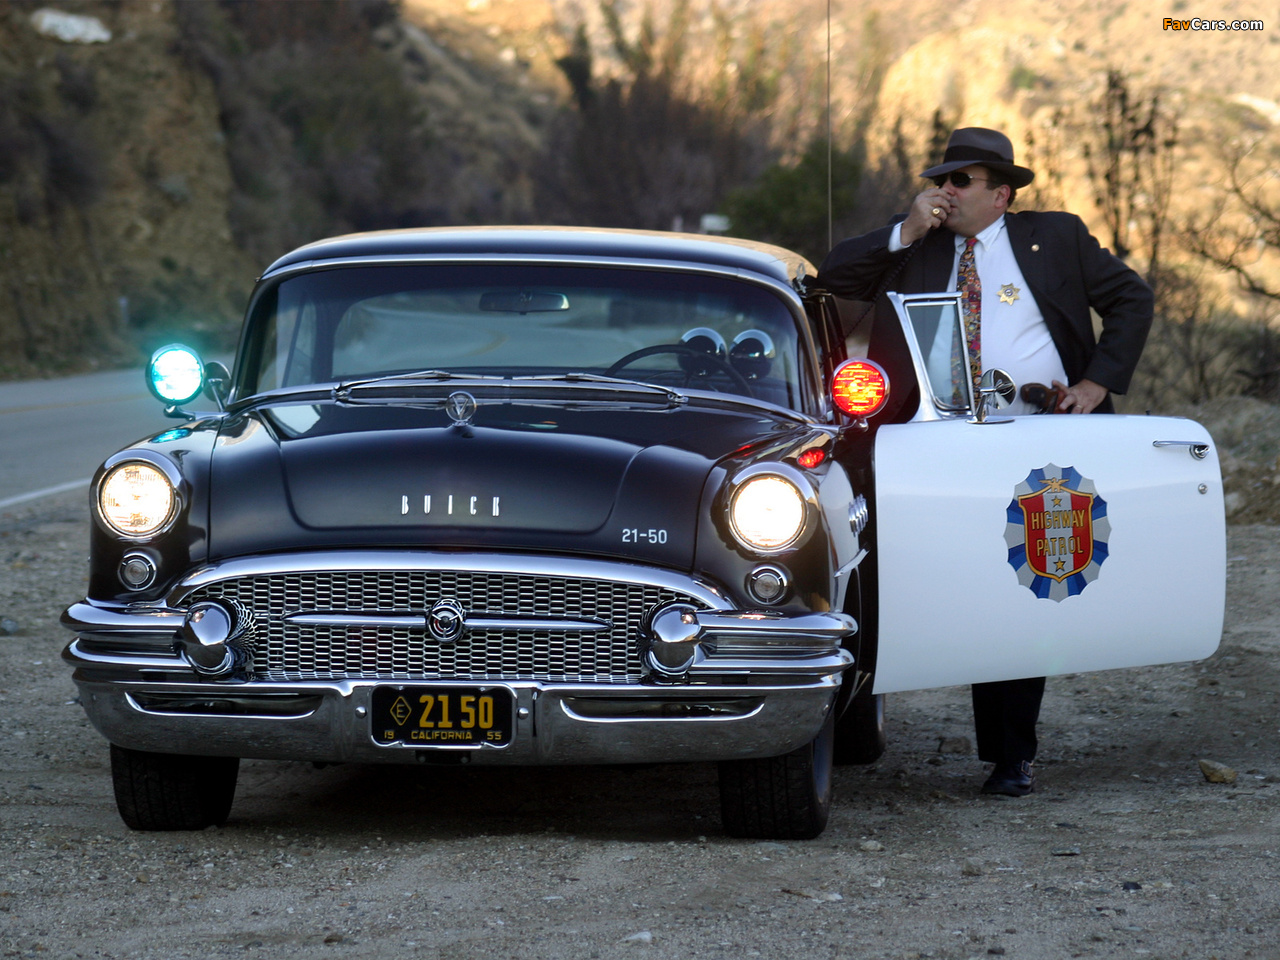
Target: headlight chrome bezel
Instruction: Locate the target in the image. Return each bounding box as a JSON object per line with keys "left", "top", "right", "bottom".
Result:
{"left": 95, "top": 454, "right": 183, "bottom": 541}
{"left": 725, "top": 463, "right": 817, "bottom": 555}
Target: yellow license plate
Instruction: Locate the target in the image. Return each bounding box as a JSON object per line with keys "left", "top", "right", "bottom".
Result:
{"left": 371, "top": 685, "right": 514, "bottom": 747}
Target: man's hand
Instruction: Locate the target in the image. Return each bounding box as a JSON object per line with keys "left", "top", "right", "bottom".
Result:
{"left": 899, "top": 188, "right": 954, "bottom": 245}
{"left": 1052, "top": 378, "right": 1108, "bottom": 414}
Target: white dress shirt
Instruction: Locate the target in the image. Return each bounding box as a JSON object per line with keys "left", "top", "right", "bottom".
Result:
{"left": 891, "top": 217, "right": 1067, "bottom": 415}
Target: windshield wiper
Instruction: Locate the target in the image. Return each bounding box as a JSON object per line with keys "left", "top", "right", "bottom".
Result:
{"left": 675, "top": 389, "right": 815, "bottom": 426}
{"left": 333, "top": 369, "right": 503, "bottom": 402}
{"left": 511, "top": 373, "right": 687, "bottom": 406}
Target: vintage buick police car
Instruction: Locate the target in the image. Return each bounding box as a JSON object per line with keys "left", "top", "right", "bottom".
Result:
{"left": 62, "top": 227, "right": 1225, "bottom": 838}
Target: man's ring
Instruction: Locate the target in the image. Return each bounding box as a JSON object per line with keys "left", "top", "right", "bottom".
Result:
{"left": 931, "top": 207, "right": 942, "bottom": 216}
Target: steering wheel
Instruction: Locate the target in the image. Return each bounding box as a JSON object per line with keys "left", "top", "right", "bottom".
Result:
{"left": 605, "top": 344, "right": 754, "bottom": 396}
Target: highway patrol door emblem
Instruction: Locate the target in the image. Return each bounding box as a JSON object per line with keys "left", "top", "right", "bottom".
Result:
{"left": 1005, "top": 464, "right": 1109, "bottom": 601}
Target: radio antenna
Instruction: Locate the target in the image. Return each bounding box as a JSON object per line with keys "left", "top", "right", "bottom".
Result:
{"left": 826, "top": 0, "right": 833, "bottom": 251}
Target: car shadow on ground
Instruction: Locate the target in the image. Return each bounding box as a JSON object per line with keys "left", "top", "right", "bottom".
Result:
{"left": 228, "top": 758, "right": 724, "bottom": 842}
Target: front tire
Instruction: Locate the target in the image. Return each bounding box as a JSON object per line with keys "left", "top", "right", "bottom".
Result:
{"left": 834, "top": 686, "right": 886, "bottom": 765}
{"left": 718, "top": 710, "right": 834, "bottom": 840}
{"left": 110, "top": 745, "right": 239, "bottom": 830}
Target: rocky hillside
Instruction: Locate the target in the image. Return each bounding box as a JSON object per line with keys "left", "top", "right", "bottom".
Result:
{"left": 0, "top": 0, "right": 565, "bottom": 378}
{"left": 0, "top": 0, "right": 249, "bottom": 376}
{"left": 2, "top": 0, "right": 1278, "bottom": 381}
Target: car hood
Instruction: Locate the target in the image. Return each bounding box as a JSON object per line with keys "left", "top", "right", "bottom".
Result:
{"left": 206, "top": 399, "right": 816, "bottom": 568}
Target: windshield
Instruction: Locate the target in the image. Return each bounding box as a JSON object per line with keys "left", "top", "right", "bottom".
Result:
{"left": 238, "top": 264, "right": 808, "bottom": 409}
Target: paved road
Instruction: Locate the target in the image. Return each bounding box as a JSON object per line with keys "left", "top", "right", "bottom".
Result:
{"left": 0, "top": 367, "right": 176, "bottom": 507}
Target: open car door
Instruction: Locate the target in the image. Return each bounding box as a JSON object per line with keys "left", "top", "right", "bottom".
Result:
{"left": 869, "top": 293, "right": 1226, "bottom": 695}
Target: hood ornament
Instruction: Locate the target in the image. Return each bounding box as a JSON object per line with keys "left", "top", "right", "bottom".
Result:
{"left": 446, "top": 391, "right": 477, "bottom": 426}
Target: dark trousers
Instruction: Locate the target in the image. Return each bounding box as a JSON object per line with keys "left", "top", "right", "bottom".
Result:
{"left": 971, "top": 677, "right": 1046, "bottom": 765}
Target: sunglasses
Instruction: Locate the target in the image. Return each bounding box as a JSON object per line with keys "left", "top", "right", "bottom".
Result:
{"left": 930, "top": 171, "right": 993, "bottom": 189}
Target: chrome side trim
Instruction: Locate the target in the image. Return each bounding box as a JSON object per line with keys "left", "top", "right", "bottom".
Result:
{"left": 126, "top": 691, "right": 323, "bottom": 720}
{"left": 834, "top": 548, "right": 869, "bottom": 581}
{"left": 694, "top": 651, "right": 852, "bottom": 676}
{"left": 62, "top": 601, "right": 185, "bottom": 636}
{"left": 558, "top": 695, "right": 765, "bottom": 723}
{"left": 695, "top": 609, "right": 855, "bottom": 644}
{"left": 64, "top": 637, "right": 191, "bottom": 673}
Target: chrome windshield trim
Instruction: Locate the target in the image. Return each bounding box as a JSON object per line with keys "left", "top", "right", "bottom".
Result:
{"left": 234, "top": 254, "right": 825, "bottom": 415}
{"left": 257, "top": 252, "right": 796, "bottom": 289}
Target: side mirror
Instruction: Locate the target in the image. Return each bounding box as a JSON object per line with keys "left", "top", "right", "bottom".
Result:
{"left": 970, "top": 369, "right": 1016, "bottom": 424}
{"left": 204, "top": 360, "right": 231, "bottom": 405}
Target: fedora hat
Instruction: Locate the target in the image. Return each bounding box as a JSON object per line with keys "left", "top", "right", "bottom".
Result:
{"left": 920, "top": 127, "right": 1035, "bottom": 188}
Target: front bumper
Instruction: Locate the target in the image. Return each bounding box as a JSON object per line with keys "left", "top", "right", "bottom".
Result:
{"left": 63, "top": 672, "right": 844, "bottom": 764}
{"left": 63, "top": 551, "right": 854, "bottom": 764}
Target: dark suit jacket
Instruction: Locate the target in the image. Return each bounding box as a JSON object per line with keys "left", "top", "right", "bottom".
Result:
{"left": 816, "top": 211, "right": 1153, "bottom": 414}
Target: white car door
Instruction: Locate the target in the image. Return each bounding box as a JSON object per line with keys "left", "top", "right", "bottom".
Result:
{"left": 868, "top": 292, "right": 1226, "bottom": 694}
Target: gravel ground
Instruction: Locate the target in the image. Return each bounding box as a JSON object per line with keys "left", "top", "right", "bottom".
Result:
{"left": 2, "top": 490, "right": 1277, "bottom": 960}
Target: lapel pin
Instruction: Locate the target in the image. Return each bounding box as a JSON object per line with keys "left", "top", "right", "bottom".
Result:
{"left": 1031, "top": 244, "right": 1040, "bottom": 252}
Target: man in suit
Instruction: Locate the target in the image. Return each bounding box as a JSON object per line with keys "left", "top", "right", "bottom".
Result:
{"left": 817, "top": 127, "right": 1153, "bottom": 796}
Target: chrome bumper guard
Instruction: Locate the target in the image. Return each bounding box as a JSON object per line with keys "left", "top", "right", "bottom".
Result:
{"left": 641, "top": 602, "right": 854, "bottom": 679}
{"left": 61, "top": 553, "right": 854, "bottom": 764}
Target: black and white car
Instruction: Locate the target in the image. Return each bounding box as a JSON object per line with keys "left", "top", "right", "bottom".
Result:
{"left": 62, "top": 227, "right": 1225, "bottom": 838}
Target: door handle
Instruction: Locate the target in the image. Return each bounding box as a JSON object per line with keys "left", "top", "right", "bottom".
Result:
{"left": 1152, "top": 440, "right": 1210, "bottom": 460}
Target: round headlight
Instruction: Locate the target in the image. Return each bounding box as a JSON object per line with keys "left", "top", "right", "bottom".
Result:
{"left": 729, "top": 474, "right": 807, "bottom": 551}
{"left": 147, "top": 344, "right": 205, "bottom": 405}
{"left": 98, "top": 462, "right": 177, "bottom": 538}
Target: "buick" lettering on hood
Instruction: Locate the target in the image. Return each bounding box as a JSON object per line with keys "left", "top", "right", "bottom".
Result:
{"left": 401, "top": 494, "right": 501, "bottom": 518}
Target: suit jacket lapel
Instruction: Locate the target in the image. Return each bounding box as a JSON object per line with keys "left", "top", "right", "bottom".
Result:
{"left": 1006, "top": 213, "right": 1050, "bottom": 306}
{"left": 920, "top": 230, "right": 954, "bottom": 291}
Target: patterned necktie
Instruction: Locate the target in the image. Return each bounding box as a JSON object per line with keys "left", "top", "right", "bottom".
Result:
{"left": 957, "top": 237, "right": 982, "bottom": 400}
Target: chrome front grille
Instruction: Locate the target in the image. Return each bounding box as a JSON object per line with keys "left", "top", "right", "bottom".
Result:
{"left": 186, "top": 570, "right": 707, "bottom": 683}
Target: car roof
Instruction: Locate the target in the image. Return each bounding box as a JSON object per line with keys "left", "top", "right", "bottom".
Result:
{"left": 259, "top": 226, "right": 814, "bottom": 288}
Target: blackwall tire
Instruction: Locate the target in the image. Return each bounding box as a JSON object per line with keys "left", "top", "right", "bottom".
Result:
{"left": 834, "top": 687, "right": 886, "bottom": 765}
{"left": 110, "top": 745, "right": 239, "bottom": 831}
{"left": 717, "top": 710, "right": 834, "bottom": 840}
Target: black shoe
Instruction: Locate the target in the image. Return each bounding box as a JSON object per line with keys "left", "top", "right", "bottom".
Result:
{"left": 981, "top": 761, "right": 1035, "bottom": 797}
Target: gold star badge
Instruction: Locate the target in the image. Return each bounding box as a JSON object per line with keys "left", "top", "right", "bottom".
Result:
{"left": 999, "top": 283, "right": 1021, "bottom": 305}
